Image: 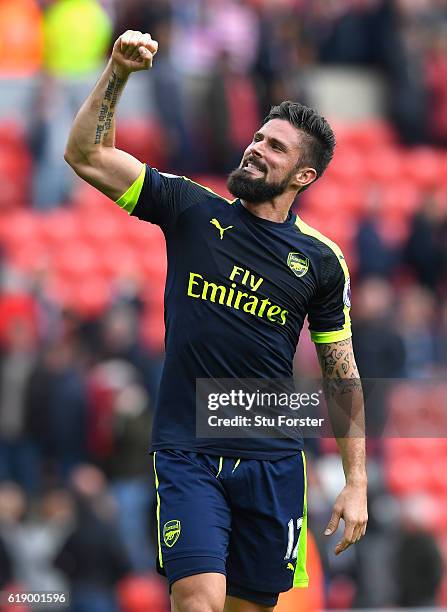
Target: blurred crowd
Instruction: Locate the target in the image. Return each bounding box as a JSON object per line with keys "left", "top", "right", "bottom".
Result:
{"left": 1, "top": 0, "right": 447, "bottom": 610}
{"left": 2, "top": 0, "right": 447, "bottom": 206}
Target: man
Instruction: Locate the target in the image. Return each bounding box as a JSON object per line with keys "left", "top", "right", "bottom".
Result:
{"left": 65, "top": 31, "right": 368, "bottom": 612}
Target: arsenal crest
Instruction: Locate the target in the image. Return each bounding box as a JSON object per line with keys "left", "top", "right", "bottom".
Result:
{"left": 163, "top": 520, "right": 181, "bottom": 547}
{"left": 287, "top": 252, "right": 309, "bottom": 278}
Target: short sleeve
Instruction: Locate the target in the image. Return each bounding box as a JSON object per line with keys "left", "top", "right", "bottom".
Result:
{"left": 307, "top": 246, "right": 351, "bottom": 344}
{"left": 116, "top": 164, "right": 203, "bottom": 231}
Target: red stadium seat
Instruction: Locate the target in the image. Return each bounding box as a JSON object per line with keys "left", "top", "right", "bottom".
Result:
{"left": 337, "top": 119, "right": 397, "bottom": 149}
{"left": 428, "top": 457, "right": 447, "bottom": 495}
{"left": 363, "top": 147, "right": 404, "bottom": 183}
{"left": 400, "top": 493, "right": 447, "bottom": 533}
{"left": 7, "top": 239, "right": 51, "bottom": 273}
{"left": 40, "top": 210, "right": 80, "bottom": 246}
{"left": 0, "top": 293, "right": 38, "bottom": 346}
{"left": 438, "top": 153, "right": 447, "bottom": 188}
{"left": 72, "top": 181, "right": 114, "bottom": 213}
{"left": 77, "top": 211, "right": 122, "bottom": 245}
{"left": 0, "top": 122, "right": 31, "bottom": 210}
{"left": 140, "top": 249, "right": 167, "bottom": 280}
{"left": 385, "top": 455, "right": 426, "bottom": 495}
{"left": 53, "top": 241, "right": 99, "bottom": 278}
{"left": 0, "top": 211, "right": 41, "bottom": 246}
{"left": 122, "top": 216, "right": 163, "bottom": 250}
{"left": 327, "top": 147, "right": 366, "bottom": 184}
{"left": 302, "top": 180, "right": 345, "bottom": 215}
{"left": 402, "top": 148, "right": 443, "bottom": 190}
{"left": 384, "top": 437, "right": 422, "bottom": 461}
{"left": 117, "top": 574, "right": 169, "bottom": 612}
{"left": 66, "top": 275, "right": 111, "bottom": 317}
{"left": 386, "top": 382, "right": 427, "bottom": 436}
{"left": 381, "top": 181, "right": 421, "bottom": 218}
{"left": 98, "top": 243, "right": 140, "bottom": 279}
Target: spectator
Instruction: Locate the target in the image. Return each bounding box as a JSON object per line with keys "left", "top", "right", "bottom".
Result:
{"left": 395, "top": 530, "right": 443, "bottom": 607}
{"left": 0, "top": 534, "right": 12, "bottom": 590}
{"left": 385, "top": 2, "right": 430, "bottom": 144}
{"left": 0, "top": 0, "right": 44, "bottom": 123}
{"left": 29, "top": 0, "right": 113, "bottom": 208}
{"left": 112, "top": 0, "right": 171, "bottom": 47}
{"left": 55, "top": 465, "right": 131, "bottom": 612}
{"left": 356, "top": 188, "right": 398, "bottom": 280}
{"left": 404, "top": 194, "right": 446, "bottom": 292}
{"left": 25, "top": 340, "right": 88, "bottom": 482}
{"left": 426, "top": 24, "right": 447, "bottom": 145}
{"left": 1, "top": 488, "right": 73, "bottom": 593}
{"left": 204, "top": 50, "right": 261, "bottom": 173}
{"left": 149, "top": 18, "right": 194, "bottom": 173}
{"left": 352, "top": 279, "right": 405, "bottom": 438}
{"left": 0, "top": 316, "right": 39, "bottom": 493}
{"left": 397, "top": 285, "right": 437, "bottom": 378}
{"left": 105, "top": 383, "right": 155, "bottom": 571}
{"left": 0, "top": 482, "right": 27, "bottom": 587}
{"left": 0, "top": 0, "right": 43, "bottom": 78}
{"left": 99, "top": 305, "right": 159, "bottom": 398}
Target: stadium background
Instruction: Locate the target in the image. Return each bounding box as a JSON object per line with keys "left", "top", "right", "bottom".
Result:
{"left": 1, "top": 0, "right": 447, "bottom": 610}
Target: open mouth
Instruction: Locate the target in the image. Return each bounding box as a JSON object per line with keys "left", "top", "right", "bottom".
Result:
{"left": 243, "top": 160, "right": 265, "bottom": 176}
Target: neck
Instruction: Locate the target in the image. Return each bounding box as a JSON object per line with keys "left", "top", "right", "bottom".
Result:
{"left": 241, "top": 193, "right": 296, "bottom": 223}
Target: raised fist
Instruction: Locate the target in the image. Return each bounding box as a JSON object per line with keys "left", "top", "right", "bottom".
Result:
{"left": 111, "top": 30, "right": 158, "bottom": 75}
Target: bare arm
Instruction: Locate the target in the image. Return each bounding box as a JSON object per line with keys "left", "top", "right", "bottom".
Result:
{"left": 315, "top": 338, "right": 368, "bottom": 554}
{"left": 64, "top": 31, "right": 158, "bottom": 201}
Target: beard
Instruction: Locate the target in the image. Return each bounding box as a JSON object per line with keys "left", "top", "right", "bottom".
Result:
{"left": 227, "top": 167, "right": 293, "bottom": 203}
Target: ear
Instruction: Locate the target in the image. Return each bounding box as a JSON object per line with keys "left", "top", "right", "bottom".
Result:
{"left": 291, "top": 167, "right": 317, "bottom": 190}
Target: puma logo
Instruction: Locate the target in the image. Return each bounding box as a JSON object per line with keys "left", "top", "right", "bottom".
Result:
{"left": 210, "top": 218, "right": 234, "bottom": 240}
{"left": 287, "top": 563, "right": 294, "bottom": 571}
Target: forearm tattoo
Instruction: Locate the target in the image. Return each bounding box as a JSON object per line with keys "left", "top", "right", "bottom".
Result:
{"left": 316, "top": 339, "right": 364, "bottom": 436}
{"left": 94, "top": 72, "right": 124, "bottom": 145}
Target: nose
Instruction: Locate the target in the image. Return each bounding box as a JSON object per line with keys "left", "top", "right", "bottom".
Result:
{"left": 249, "top": 141, "right": 263, "bottom": 158}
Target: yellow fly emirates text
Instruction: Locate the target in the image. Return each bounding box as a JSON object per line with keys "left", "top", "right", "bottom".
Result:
{"left": 187, "top": 265, "right": 288, "bottom": 326}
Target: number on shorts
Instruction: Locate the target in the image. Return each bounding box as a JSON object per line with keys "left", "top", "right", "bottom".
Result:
{"left": 284, "top": 517, "right": 303, "bottom": 560}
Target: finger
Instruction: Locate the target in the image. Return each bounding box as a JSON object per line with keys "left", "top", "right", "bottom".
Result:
{"left": 136, "top": 47, "right": 153, "bottom": 68}
{"left": 131, "top": 34, "right": 156, "bottom": 62}
{"left": 352, "top": 524, "right": 363, "bottom": 543}
{"left": 129, "top": 34, "right": 146, "bottom": 61}
{"left": 147, "top": 39, "right": 159, "bottom": 55}
{"left": 324, "top": 510, "right": 341, "bottom": 536}
{"left": 343, "top": 520, "right": 355, "bottom": 544}
{"left": 335, "top": 538, "right": 352, "bottom": 555}
{"left": 141, "top": 33, "right": 158, "bottom": 54}
{"left": 134, "top": 37, "right": 157, "bottom": 64}
{"left": 128, "top": 32, "right": 143, "bottom": 60}
{"left": 124, "top": 31, "right": 142, "bottom": 59}
{"left": 120, "top": 30, "right": 134, "bottom": 54}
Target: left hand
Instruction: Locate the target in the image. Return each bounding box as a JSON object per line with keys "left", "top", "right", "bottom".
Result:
{"left": 324, "top": 483, "right": 368, "bottom": 555}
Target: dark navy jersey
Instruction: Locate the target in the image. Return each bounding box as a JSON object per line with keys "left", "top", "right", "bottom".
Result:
{"left": 116, "top": 164, "right": 351, "bottom": 459}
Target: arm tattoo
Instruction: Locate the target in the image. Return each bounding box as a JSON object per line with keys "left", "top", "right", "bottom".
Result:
{"left": 316, "top": 339, "right": 364, "bottom": 437}
{"left": 316, "top": 339, "right": 360, "bottom": 380}
{"left": 94, "top": 72, "right": 124, "bottom": 145}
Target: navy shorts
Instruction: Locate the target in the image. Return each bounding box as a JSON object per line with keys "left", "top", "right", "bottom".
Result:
{"left": 153, "top": 450, "right": 308, "bottom": 607}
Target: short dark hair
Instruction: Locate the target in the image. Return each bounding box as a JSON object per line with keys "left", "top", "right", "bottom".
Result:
{"left": 262, "top": 101, "right": 336, "bottom": 186}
